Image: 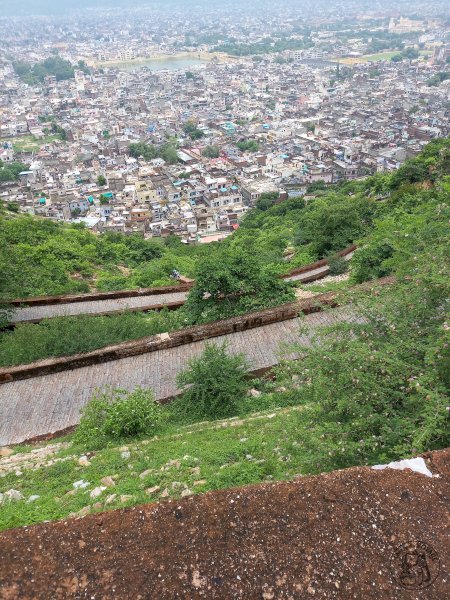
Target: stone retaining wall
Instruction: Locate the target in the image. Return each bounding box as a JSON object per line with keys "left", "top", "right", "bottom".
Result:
{"left": 0, "top": 276, "right": 394, "bottom": 385}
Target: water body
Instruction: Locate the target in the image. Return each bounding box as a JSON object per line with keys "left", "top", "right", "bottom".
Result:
{"left": 106, "top": 56, "right": 210, "bottom": 72}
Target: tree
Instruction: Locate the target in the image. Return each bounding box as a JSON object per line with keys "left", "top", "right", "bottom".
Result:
{"left": 183, "top": 246, "right": 295, "bottom": 324}
{"left": 13, "top": 56, "right": 76, "bottom": 84}
{"left": 183, "top": 120, "right": 204, "bottom": 140}
{"left": 202, "top": 145, "right": 220, "bottom": 159}
{"left": 129, "top": 142, "right": 157, "bottom": 161}
{"left": 255, "top": 192, "right": 279, "bottom": 211}
{"left": 97, "top": 175, "right": 106, "bottom": 186}
{"left": 236, "top": 140, "right": 259, "bottom": 153}
{"left": 185, "top": 71, "right": 195, "bottom": 79}
{"left": 159, "top": 143, "right": 179, "bottom": 164}
{"left": 175, "top": 343, "right": 249, "bottom": 420}
{"left": 0, "top": 161, "right": 28, "bottom": 182}
{"left": 306, "top": 180, "right": 327, "bottom": 194}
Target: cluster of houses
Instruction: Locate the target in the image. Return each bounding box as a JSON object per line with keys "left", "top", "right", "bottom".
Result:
{"left": 0, "top": 9, "right": 449, "bottom": 241}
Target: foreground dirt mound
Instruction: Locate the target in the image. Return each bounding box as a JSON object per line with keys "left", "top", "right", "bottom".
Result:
{"left": 1, "top": 450, "right": 449, "bottom": 599}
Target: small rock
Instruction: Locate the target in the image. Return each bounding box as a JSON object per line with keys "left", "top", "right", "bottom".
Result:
{"left": 171, "top": 481, "right": 182, "bottom": 489}
{"left": 161, "top": 488, "right": 170, "bottom": 498}
{"left": 104, "top": 494, "right": 117, "bottom": 505}
{"left": 15, "top": 470, "right": 22, "bottom": 477}
{"left": 145, "top": 485, "right": 161, "bottom": 495}
{"left": 77, "top": 505, "right": 91, "bottom": 517}
{"left": 78, "top": 455, "right": 90, "bottom": 467}
{"left": 27, "top": 495, "right": 40, "bottom": 503}
{"left": 193, "top": 480, "right": 207, "bottom": 486}
{"left": 100, "top": 476, "right": 115, "bottom": 488}
{"left": 120, "top": 495, "right": 132, "bottom": 503}
{"left": 92, "top": 502, "right": 103, "bottom": 510}
{"left": 190, "top": 466, "right": 200, "bottom": 476}
{"left": 0, "top": 447, "right": 14, "bottom": 457}
{"left": 121, "top": 451, "right": 131, "bottom": 459}
{"left": 4, "top": 489, "right": 23, "bottom": 502}
{"left": 73, "top": 480, "right": 89, "bottom": 490}
{"left": 90, "top": 486, "right": 106, "bottom": 499}
{"left": 181, "top": 489, "right": 193, "bottom": 498}
{"left": 249, "top": 388, "right": 262, "bottom": 398}
{"left": 139, "top": 469, "right": 153, "bottom": 480}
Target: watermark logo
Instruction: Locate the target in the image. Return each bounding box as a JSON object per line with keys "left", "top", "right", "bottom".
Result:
{"left": 392, "top": 540, "right": 440, "bottom": 590}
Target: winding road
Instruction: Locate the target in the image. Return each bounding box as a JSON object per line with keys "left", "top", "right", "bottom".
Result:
{"left": 10, "top": 250, "right": 355, "bottom": 324}
{"left": 0, "top": 307, "right": 360, "bottom": 446}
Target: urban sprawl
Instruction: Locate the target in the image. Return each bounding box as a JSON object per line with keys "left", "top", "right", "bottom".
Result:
{"left": 1, "top": 2, "right": 449, "bottom": 242}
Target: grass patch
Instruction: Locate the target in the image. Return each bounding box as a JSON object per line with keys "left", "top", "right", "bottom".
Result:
{"left": 0, "top": 405, "right": 311, "bottom": 531}
{"left": 0, "top": 134, "right": 63, "bottom": 152}
{"left": 0, "top": 309, "right": 186, "bottom": 367}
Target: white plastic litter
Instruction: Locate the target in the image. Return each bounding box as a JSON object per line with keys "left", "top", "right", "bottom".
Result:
{"left": 372, "top": 457, "right": 433, "bottom": 477}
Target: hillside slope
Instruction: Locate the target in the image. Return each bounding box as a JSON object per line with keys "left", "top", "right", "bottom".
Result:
{"left": 1, "top": 448, "right": 448, "bottom": 599}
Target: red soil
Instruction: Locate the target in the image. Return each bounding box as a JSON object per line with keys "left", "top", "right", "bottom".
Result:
{"left": 1, "top": 449, "right": 448, "bottom": 599}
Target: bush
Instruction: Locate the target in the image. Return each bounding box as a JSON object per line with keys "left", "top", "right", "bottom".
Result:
{"left": 104, "top": 388, "right": 161, "bottom": 438}
{"left": 73, "top": 387, "right": 161, "bottom": 448}
{"left": 327, "top": 254, "right": 348, "bottom": 275}
{"left": 174, "top": 343, "right": 250, "bottom": 421}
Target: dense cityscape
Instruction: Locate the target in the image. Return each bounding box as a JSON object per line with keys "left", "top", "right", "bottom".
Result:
{"left": 1, "top": 1, "right": 449, "bottom": 240}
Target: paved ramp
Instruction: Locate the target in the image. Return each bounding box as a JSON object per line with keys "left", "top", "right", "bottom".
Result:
{"left": 0, "top": 308, "right": 359, "bottom": 446}
{"left": 11, "top": 291, "right": 187, "bottom": 323}
{"left": 10, "top": 254, "right": 354, "bottom": 323}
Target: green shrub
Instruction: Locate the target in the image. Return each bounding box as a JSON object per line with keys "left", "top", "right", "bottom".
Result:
{"left": 104, "top": 388, "right": 162, "bottom": 438}
{"left": 73, "top": 387, "right": 161, "bottom": 448}
{"left": 174, "top": 343, "right": 250, "bottom": 421}
{"left": 327, "top": 254, "right": 348, "bottom": 275}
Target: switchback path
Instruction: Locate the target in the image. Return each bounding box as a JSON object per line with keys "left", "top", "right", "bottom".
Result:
{"left": 0, "top": 307, "right": 360, "bottom": 446}
{"left": 9, "top": 248, "right": 355, "bottom": 323}
{"left": 11, "top": 291, "right": 187, "bottom": 323}
{"left": 284, "top": 251, "right": 354, "bottom": 282}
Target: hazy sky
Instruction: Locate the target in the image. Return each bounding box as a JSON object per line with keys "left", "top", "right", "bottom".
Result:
{"left": 0, "top": 0, "right": 447, "bottom": 17}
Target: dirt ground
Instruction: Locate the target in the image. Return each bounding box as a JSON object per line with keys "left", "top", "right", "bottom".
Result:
{"left": 0, "top": 449, "right": 448, "bottom": 599}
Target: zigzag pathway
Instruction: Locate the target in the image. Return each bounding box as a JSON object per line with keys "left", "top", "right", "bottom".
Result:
{"left": 0, "top": 307, "right": 360, "bottom": 446}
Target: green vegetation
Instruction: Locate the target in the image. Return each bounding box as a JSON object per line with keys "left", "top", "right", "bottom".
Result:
{"left": 214, "top": 36, "right": 313, "bottom": 57}
{"left": 327, "top": 254, "right": 348, "bottom": 275}
{"left": 0, "top": 134, "right": 63, "bottom": 153}
{"left": 237, "top": 139, "right": 259, "bottom": 153}
{"left": 0, "top": 161, "right": 28, "bottom": 183}
{"left": 97, "top": 175, "right": 106, "bottom": 186}
{"left": 427, "top": 72, "right": 450, "bottom": 87}
{"left": 174, "top": 343, "right": 250, "bottom": 421}
{"left": 73, "top": 387, "right": 162, "bottom": 449}
{"left": 12, "top": 56, "right": 77, "bottom": 84}
{"left": 391, "top": 48, "right": 420, "bottom": 62}
{"left": 183, "top": 246, "right": 295, "bottom": 324}
{"left": 183, "top": 120, "right": 204, "bottom": 140}
{"left": 128, "top": 141, "right": 179, "bottom": 164}
{"left": 0, "top": 309, "right": 185, "bottom": 367}
{"left": 202, "top": 145, "right": 220, "bottom": 158}
{"left": 0, "top": 218, "right": 218, "bottom": 302}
